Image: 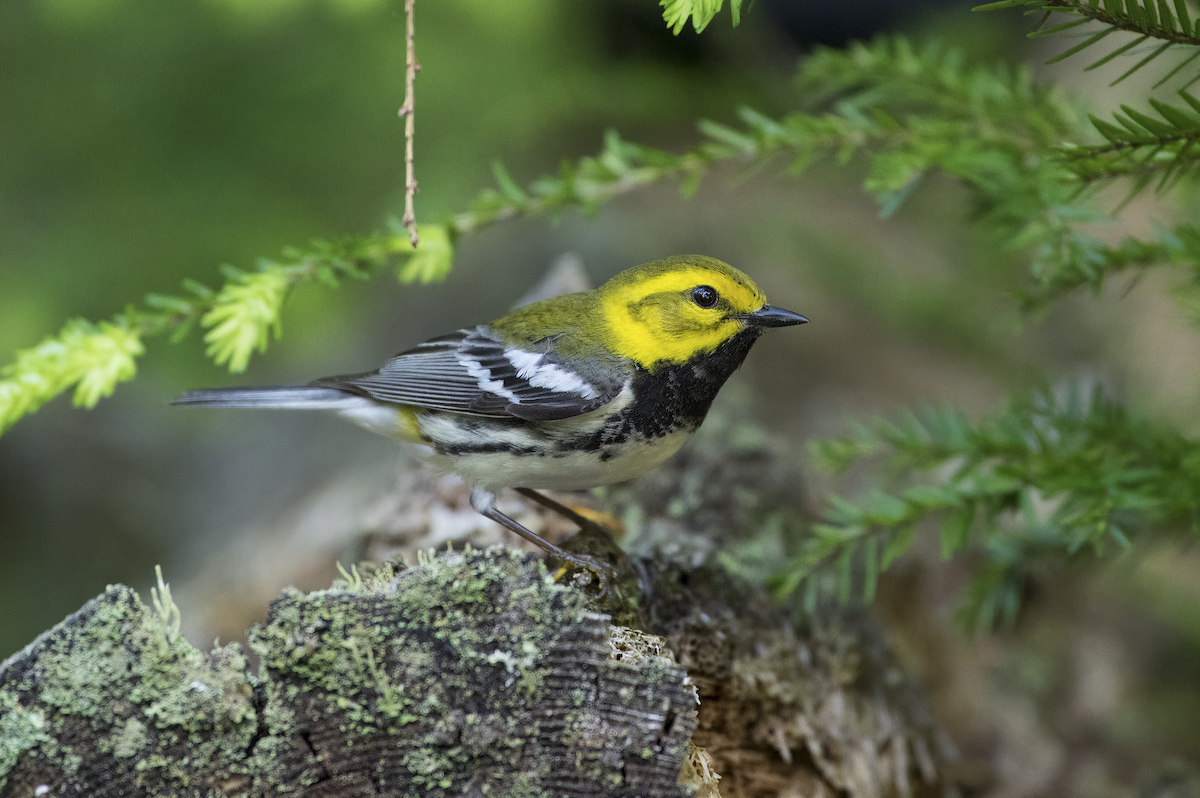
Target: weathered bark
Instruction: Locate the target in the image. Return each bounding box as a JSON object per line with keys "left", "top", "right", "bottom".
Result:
{"left": 0, "top": 549, "right": 696, "bottom": 797}
{"left": 0, "top": 541, "right": 954, "bottom": 798}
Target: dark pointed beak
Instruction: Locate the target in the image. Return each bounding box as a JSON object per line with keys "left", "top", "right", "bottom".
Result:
{"left": 734, "top": 305, "right": 809, "bottom": 328}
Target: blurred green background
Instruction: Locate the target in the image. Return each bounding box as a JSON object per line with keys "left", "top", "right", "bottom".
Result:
{"left": 0, "top": 0, "right": 782, "bottom": 637}
{"left": 3, "top": 0, "right": 969, "bottom": 655}
{"left": 3, "top": 0, "right": 1199, "bottom": 794}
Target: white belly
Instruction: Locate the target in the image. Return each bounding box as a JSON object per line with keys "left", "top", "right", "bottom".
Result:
{"left": 435, "top": 427, "right": 693, "bottom": 492}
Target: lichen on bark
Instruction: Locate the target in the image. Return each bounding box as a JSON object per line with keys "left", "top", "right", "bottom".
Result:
{"left": 0, "top": 584, "right": 256, "bottom": 796}
{"left": 0, "top": 548, "right": 697, "bottom": 797}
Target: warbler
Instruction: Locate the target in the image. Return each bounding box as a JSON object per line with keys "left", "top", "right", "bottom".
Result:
{"left": 175, "top": 255, "right": 807, "bottom": 580}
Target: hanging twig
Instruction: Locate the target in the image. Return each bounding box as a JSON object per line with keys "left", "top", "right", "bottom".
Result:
{"left": 399, "top": 0, "right": 419, "bottom": 248}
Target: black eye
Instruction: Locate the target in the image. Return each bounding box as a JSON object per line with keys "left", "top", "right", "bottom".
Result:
{"left": 691, "top": 285, "right": 718, "bottom": 309}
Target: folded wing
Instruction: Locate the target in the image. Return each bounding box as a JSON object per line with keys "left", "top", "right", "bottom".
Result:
{"left": 312, "top": 327, "right": 622, "bottom": 422}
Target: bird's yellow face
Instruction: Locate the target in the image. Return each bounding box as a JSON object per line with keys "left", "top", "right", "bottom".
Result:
{"left": 599, "top": 256, "right": 769, "bottom": 369}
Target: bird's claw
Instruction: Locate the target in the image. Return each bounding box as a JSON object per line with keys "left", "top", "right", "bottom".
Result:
{"left": 551, "top": 552, "right": 613, "bottom": 597}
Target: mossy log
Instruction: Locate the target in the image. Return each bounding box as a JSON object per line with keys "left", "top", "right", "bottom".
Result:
{"left": 0, "top": 544, "right": 953, "bottom": 798}
{"left": 0, "top": 549, "right": 696, "bottom": 797}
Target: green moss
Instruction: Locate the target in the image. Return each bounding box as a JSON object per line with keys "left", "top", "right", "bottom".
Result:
{"left": 5, "top": 550, "right": 696, "bottom": 795}
{"left": 250, "top": 548, "right": 582, "bottom": 743}
{"left": 243, "top": 547, "right": 695, "bottom": 795}
{"left": 0, "top": 689, "right": 51, "bottom": 787}
{"left": 0, "top": 586, "right": 260, "bottom": 793}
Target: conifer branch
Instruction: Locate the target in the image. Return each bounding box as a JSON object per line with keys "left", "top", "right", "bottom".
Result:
{"left": 660, "top": 0, "right": 743, "bottom": 35}
{"left": 977, "top": 0, "right": 1200, "bottom": 86}
{"left": 786, "top": 387, "right": 1200, "bottom": 629}
{"left": 1055, "top": 92, "right": 1200, "bottom": 192}
{"left": 1040, "top": 0, "right": 1200, "bottom": 47}
{"left": 0, "top": 228, "right": 446, "bottom": 433}
{"left": 1017, "top": 223, "right": 1200, "bottom": 311}
{"left": 0, "top": 318, "right": 144, "bottom": 435}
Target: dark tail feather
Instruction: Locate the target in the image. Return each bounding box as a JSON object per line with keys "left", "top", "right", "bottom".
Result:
{"left": 172, "top": 385, "right": 357, "bottom": 409}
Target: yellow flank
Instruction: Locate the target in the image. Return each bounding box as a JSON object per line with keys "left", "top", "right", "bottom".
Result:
{"left": 599, "top": 260, "right": 767, "bottom": 368}
{"left": 396, "top": 404, "right": 424, "bottom": 443}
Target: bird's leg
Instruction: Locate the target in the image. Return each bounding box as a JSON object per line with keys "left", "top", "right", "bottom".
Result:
{"left": 514, "top": 488, "right": 631, "bottom": 589}
{"left": 498, "top": 488, "right": 642, "bottom": 624}
{"left": 514, "top": 488, "right": 624, "bottom": 551}
{"left": 471, "top": 488, "right": 611, "bottom": 591}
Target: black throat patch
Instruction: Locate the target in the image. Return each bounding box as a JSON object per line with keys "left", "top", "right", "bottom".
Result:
{"left": 615, "top": 328, "right": 764, "bottom": 441}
